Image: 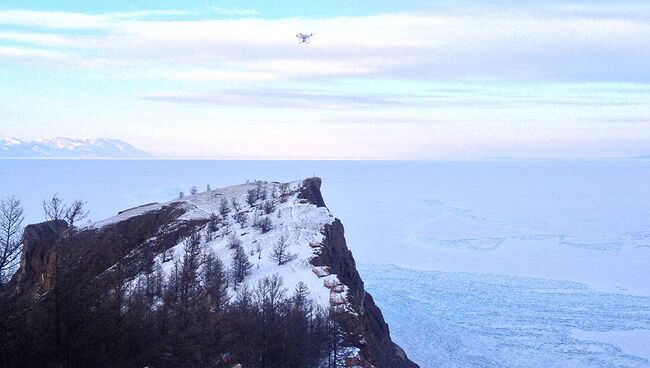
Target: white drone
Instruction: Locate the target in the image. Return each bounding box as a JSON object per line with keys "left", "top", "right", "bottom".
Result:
{"left": 296, "top": 33, "right": 314, "bottom": 44}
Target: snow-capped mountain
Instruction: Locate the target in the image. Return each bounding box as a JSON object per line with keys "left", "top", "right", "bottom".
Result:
{"left": 7, "top": 178, "right": 418, "bottom": 368}
{"left": 0, "top": 137, "right": 149, "bottom": 158}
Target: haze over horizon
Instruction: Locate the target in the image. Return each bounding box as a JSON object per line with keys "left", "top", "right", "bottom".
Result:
{"left": 2, "top": 0, "right": 649, "bottom": 159}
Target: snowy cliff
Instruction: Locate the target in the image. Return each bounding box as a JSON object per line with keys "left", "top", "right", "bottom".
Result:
{"left": 8, "top": 178, "right": 418, "bottom": 368}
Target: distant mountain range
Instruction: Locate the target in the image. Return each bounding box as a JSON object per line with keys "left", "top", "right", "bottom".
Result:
{"left": 0, "top": 137, "right": 150, "bottom": 158}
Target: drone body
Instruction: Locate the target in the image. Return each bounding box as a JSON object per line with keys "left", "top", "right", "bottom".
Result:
{"left": 296, "top": 33, "right": 313, "bottom": 44}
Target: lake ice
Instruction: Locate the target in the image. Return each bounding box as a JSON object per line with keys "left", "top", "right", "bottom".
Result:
{"left": 1, "top": 159, "right": 649, "bottom": 367}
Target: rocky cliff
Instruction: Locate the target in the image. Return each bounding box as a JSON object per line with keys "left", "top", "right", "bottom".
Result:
{"left": 6, "top": 178, "right": 418, "bottom": 368}
{"left": 303, "top": 178, "right": 417, "bottom": 368}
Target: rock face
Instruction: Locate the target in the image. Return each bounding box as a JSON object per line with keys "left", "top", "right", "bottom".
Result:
{"left": 12, "top": 203, "right": 204, "bottom": 297}
{"left": 303, "top": 179, "right": 418, "bottom": 368}
{"left": 298, "top": 177, "right": 328, "bottom": 208}
{"left": 15, "top": 220, "right": 68, "bottom": 294}
{"left": 7, "top": 178, "right": 418, "bottom": 368}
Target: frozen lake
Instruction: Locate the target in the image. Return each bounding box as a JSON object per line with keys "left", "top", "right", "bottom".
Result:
{"left": 361, "top": 264, "right": 650, "bottom": 368}
{"left": 1, "top": 159, "right": 649, "bottom": 367}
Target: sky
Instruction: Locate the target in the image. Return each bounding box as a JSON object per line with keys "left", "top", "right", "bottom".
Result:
{"left": 1, "top": 0, "right": 649, "bottom": 159}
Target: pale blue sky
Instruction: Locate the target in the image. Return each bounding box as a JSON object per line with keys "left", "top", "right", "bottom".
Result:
{"left": 1, "top": 1, "right": 649, "bottom": 159}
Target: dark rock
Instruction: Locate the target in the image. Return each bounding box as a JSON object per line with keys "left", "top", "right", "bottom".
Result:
{"left": 298, "top": 177, "right": 327, "bottom": 207}
{"left": 300, "top": 179, "right": 419, "bottom": 368}
{"left": 14, "top": 220, "right": 68, "bottom": 295}
{"left": 11, "top": 203, "right": 206, "bottom": 297}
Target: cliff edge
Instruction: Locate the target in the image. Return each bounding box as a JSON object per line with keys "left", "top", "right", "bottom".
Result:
{"left": 5, "top": 178, "right": 418, "bottom": 368}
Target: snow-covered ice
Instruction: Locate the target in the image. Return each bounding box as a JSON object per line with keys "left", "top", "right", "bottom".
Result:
{"left": 571, "top": 329, "right": 650, "bottom": 361}
{"left": 2, "top": 159, "right": 649, "bottom": 367}
{"left": 360, "top": 264, "right": 650, "bottom": 368}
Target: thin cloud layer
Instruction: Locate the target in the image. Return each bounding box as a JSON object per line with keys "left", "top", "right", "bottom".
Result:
{"left": 1, "top": 2, "right": 649, "bottom": 159}
{"left": 144, "top": 88, "right": 406, "bottom": 109}
{"left": 0, "top": 6, "right": 649, "bottom": 82}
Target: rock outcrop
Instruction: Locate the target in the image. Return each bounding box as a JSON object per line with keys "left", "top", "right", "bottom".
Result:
{"left": 6, "top": 178, "right": 418, "bottom": 368}
{"left": 14, "top": 220, "right": 67, "bottom": 295}
{"left": 12, "top": 203, "right": 205, "bottom": 298}
{"left": 303, "top": 179, "right": 419, "bottom": 368}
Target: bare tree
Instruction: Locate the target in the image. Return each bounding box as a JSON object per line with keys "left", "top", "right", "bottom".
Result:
{"left": 208, "top": 212, "right": 219, "bottom": 232}
{"left": 325, "top": 317, "right": 354, "bottom": 368}
{"left": 246, "top": 189, "right": 257, "bottom": 206}
{"left": 202, "top": 251, "right": 228, "bottom": 311}
{"left": 263, "top": 200, "right": 275, "bottom": 215}
{"left": 279, "top": 182, "right": 289, "bottom": 195}
{"left": 230, "top": 244, "right": 252, "bottom": 285}
{"left": 269, "top": 235, "right": 296, "bottom": 265}
{"left": 270, "top": 185, "right": 278, "bottom": 199}
{"left": 178, "top": 233, "right": 202, "bottom": 310}
{"left": 42, "top": 195, "right": 88, "bottom": 229}
{"left": 292, "top": 281, "right": 310, "bottom": 309}
{"left": 233, "top": 211, "right": 248, "bottom": 228}
{"left": 65, "top": 200, "right": 88, "bottom": 229}
{"left": 254, "top": 274, "right": 286, "bottom": 314}
{"left": 42, "top": 194, "right": 66, "bottom": 221}
{"left": 0, "top": 196, "right": 24, "bottom": 285}
{"left": 251, "top": 181, "right": 269, "bottom": 202}
{"left": 279, "top": 183, "right": 290, "bottom": 203}
{"left": 227, "top": 233, "right": 242, "bottom": 249}
{"left": 231, "top": 198, "right": 242, "bottom": 212}
{"left": 255, "top": 182, "right": 263, "bottom": 197}
{"left": 255, "top": 216, "right": 273, "bottom": 233}
{"left": 219, "top": 197, "right": 230, "bottom": 217}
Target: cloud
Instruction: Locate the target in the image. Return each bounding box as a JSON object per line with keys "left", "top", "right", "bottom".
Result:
{"left": 205, "top": 6, "right": 260, "bottom": 17}
{"left": 0, "top": 45, "right": 113, "bottom": 67}
{"left": 141, "top": 81, "right": 650, "bottom": 110}
{"left": 0, "top": 8, "right": 256, "bottom": 30}
{"left": 143, "top": 88, "right": 406, "bottom": 109}
{"left": 0, "top": 5, "right": 648, "bottom": 83}
{"left": 0, "top": 10, "right": 110, "bottom": 29}
{"left": 167, "top": 69, "right": 278, "bottom": 82}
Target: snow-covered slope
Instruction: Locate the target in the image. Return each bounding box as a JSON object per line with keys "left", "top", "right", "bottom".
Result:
{"left": 97, "top": 180, "right": 348, "bottom": 310}
{"left": 0, "top": 137, "right": 149, "bottom": 158}
{"left": 13, "top": 178, "right": 418, "bottom": 368}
